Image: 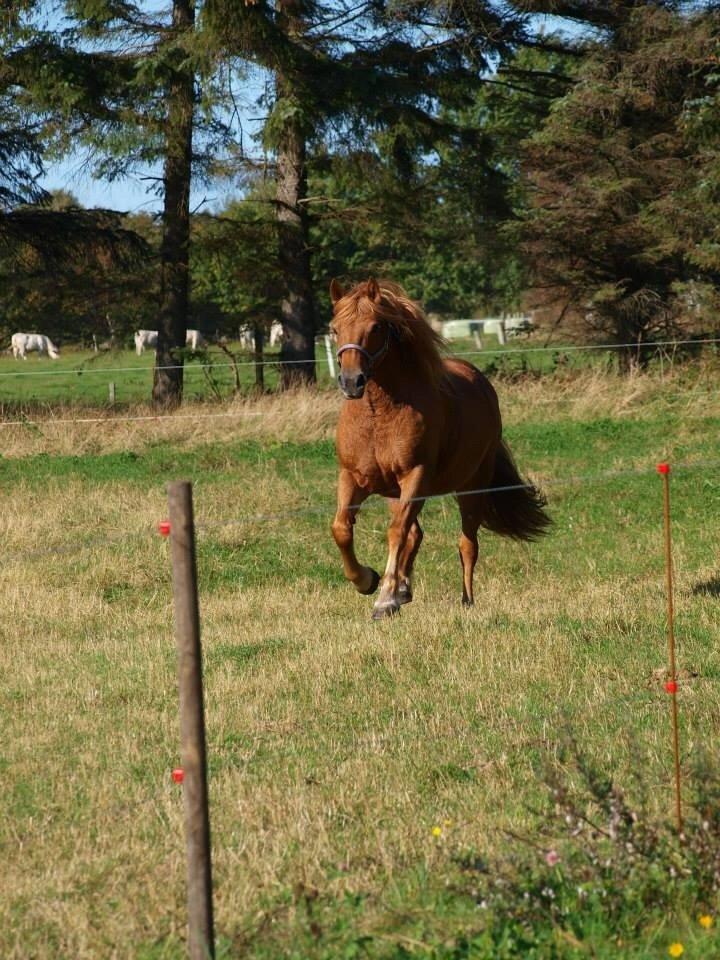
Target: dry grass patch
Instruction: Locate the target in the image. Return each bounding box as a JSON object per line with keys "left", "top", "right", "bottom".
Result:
{"left": 1, "top": 361, "right": 718, "bottom": 460}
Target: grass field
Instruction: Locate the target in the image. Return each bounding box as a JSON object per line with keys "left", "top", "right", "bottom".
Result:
{"left": 2, "top": 360, "right": 720, "bottom": 958}
{"left": 0, "top": 332, "right": 668, "bottom": 407}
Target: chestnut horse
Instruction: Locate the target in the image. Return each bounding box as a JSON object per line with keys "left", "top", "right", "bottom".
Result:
{"left": 330, "top": 278, "right": 550, "bottom": 619}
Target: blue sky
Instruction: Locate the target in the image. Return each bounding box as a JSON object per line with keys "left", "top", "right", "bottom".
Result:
{"left": 40, "top": 154, "right": 245, "bottom": 214}
{"left": 41, "top": 158, "right": 164, "bottom": 212}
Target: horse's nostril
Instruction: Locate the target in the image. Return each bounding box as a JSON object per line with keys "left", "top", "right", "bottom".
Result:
{"left": 356, "top": 374, "right": 366, "bottom": 388}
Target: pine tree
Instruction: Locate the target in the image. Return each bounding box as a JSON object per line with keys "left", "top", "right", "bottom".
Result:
{"left": 203, "top": 0, "right": 537, "bottom": 384}
{"left": 0, "top": 4, "right": 146, "bottom": 282}
{"left": 54, "top": 0, "right": 230, "bottom": 406}
{"left": 519, "top": 2, "right": 720, "bottom": 361}
{"left": 152, "top": 0, "right": 196, "bottom": 408}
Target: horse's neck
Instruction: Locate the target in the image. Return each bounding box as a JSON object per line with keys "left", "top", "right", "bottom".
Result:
{"left": 366, "top": 344, "right": 431, "bottom": 411}
{"left": 365, "top": 355, "right": 424, "bottom": 414}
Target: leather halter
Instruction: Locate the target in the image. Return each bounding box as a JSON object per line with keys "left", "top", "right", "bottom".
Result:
{"left": 336, "top": 325, "right": 391, "bottom": 373}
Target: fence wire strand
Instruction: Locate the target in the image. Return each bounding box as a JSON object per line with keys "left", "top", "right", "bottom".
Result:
{"left": 0, "top": 409, "right": 263, "bottom": 429}
{"left": 195, "top": 458, "right": 720, "bottom": 531}
{"left": 0, "top": 336, "right": 716, "bottom": 379}
{"left": 2, "top": 458, "right": 718, "bottom": 567}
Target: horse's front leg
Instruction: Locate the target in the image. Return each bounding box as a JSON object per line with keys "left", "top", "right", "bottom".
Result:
{"left": 373, "top": 468, "right": 426, "bottom": 620}
{"left": 331, "top": 469, "right": 380, "bottom": 596}
{"left": 397, "top": 519, "right": 423, "bottom": 605}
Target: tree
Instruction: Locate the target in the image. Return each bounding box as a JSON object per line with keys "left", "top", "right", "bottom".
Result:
{"left": 191, "top": 191, "right": 281, "bottom": 389}
{"left": 203, "top": 0, "right": 542, "bottom": 384}
{"left": 0, "top": 198, "right": 158, "bottom": 351}
{"left": 152, "top": 0, "right": 196, "bottom": 408}
{"left": 0, "top": 3, "right": 147, "bottom": 308}
{"left": 309, "top": 46, "right": 574, "bottom": 318}
{"left": 53, "top": 0, "right": 235, "bottom": 406}
{"left": 519, "top": 2, "right": 720, "bottom": 362}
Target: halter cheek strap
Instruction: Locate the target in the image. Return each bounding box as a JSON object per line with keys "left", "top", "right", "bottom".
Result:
{"left": 336, "top": 326, "right": 391, "bottom": 372}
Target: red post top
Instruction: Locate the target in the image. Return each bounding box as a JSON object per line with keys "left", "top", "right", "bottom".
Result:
{"left": 171, "top": 767, "right": 184, "bottom": 784}
{"left": 657, "top": 462, "right": 670, "bottom": 475}
{"left": 158, "top": 520, "right": 171, "bottom": 537}
{"left": 665, "top": 680, "right": 678, "bottom": 694}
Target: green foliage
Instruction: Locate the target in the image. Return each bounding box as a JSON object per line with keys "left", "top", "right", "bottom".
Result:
{"left": 521, "top": 3, "right": 720, "bottom": 347}
{"left": 0, "top": 203, "right": 156, "bottom": 347}
{"left": 191, "top": 191, "right": 280, "bottom": 330}
{"left": 307, "top": 47, "right": 569, "bottom": 317}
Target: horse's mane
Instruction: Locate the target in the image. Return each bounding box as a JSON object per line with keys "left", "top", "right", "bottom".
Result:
{"left": 342, "top": 279, "right": 448, "bottom": 388}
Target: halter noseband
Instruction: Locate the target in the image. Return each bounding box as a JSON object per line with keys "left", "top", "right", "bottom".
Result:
{"left": 336, "top": 325, "right": 391, "bottom": 373}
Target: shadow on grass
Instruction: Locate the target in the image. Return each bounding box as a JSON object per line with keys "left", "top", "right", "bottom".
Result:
{"left": 692, "top": 576, "right": 720, "bottom": 597}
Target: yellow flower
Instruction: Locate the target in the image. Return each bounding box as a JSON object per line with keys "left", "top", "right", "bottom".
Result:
{"left": 668, "top": 943, "right": 684, "bottom": 958}
{"left": 431, "top": 825, "right": 442, "bottom": 838}
{"left": 699, "top": 914, "right": 714, "bottom": 929}
{"left": 443, "top": 819, "right": 453, "bottom": 828}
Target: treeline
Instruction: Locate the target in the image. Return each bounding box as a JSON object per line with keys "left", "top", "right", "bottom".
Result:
{"left": 1, "top": 1, "right": 719, "bottom": 404}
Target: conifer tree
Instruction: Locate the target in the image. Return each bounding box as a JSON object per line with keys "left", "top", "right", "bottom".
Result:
{"left": 519, "top": 2, "right": 720, "bottom": 361}
{"left": 56, "top": 0, "right": 216, "bottom": 406}
{"left": 204, "top": 0, "right": 532, "bottom": 383}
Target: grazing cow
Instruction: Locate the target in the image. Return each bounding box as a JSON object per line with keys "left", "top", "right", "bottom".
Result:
{"left": 186, "top": 329, "right": 205, "bottom": 351}
{"left": 238, "top": 322, "right": 284, "bottom": 350}
{"left": 11, "top": 333, "right": 60, "bottom": 360}
{"left": 134, "top": 329, "right": 158, "bottom": 355}
{"left": 134, "top": 329, "right": 204, "bottom": 355}
{"left": 269, "top": 321, "right": 284, "bottom": 347}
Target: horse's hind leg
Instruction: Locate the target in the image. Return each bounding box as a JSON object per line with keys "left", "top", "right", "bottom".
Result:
{"left": 397, "top": 519, "right": 423, "bottom": 605}
{"left": 457, "top": 494, "right": 483, "bottom": 607}
{"left": 331, "top": 469, "right": 380, "bottom": 596}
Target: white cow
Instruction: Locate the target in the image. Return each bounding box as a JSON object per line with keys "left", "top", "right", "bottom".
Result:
{"left": 269, "top": 321, "right": 284, "bottom": 347}
{"left": 134, "top": 329, "right": 204, "bottom": 355}
{"left": 186, "top": 329, "right": 205, "bottom": 351}
{"left": 238, "top": 322, "right": 284, "bottom": 350}
{"left": 134, "top": 329, "right": 158, "bottom": 355}
{"left": 11, "top": 333, "right": 60, "bottom": 360}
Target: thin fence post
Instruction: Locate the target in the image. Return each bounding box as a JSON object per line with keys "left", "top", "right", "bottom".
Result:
{"left": 324, "top": 334, "right": 336, "bottom": 380}
{"left": 167, "top": 481, "right": 216, "bottom": 959}
{"left": 657, "top": 462, "right": 682, "bottom": 834}
{"left": 108, "top": 381, "right": 116, "bottom": 406}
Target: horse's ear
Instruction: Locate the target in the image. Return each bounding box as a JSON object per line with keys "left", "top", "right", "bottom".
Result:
{"left": 366, "top": 277, "right": 381, "bottom": 302}
{"left": 329, "top": 278, "right": 345, "bottom": 305}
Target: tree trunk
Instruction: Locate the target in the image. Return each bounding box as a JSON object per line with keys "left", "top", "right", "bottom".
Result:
{"left": 152, "top": 0, "right": 195, "bottom": 409}
{"left": 275, "top": 75, "right": 316, "bottom": 387}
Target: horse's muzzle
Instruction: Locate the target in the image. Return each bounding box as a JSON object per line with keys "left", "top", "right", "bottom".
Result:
{"left": 338, "top": 371, "right": 367, "bottom": 399}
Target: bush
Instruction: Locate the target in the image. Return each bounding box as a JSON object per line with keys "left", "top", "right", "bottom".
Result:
{"left": 449, "top": 746, "right": 720, "bottom": 958}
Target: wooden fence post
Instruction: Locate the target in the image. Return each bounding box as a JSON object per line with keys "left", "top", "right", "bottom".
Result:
{"left": 167, "top": 481, "right": 216, "bottom": 959}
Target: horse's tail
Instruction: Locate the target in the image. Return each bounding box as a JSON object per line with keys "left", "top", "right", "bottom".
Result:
{"left": 480, "top": 441, "right": 551, "bottom": 541}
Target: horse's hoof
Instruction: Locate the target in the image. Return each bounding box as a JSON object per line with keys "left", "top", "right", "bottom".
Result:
{"left": 462, "top": 596, "right": 474, "bottom": 608}
{"left": 372, "top": 601, "right": 400, "bottom": 620}
{"left": 397, "top": 583, "right": 413, "bottom": 605}
{"left": 358, "top": 569, "right": 381, "bottom": 596}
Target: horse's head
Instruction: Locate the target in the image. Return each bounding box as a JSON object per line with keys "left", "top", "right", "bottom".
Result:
{"left": 330, "top": 277, "right": 391, "bottom": 399}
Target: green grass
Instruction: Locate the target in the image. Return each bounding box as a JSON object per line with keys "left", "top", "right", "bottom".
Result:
{"left": 1, "top": 372, "right": 720, "bottom": 958}
{"left": 0, "top": 332, "right": 681, "bottom": 407}
{"left": 0, "top": 343, "right": 324, "bottom": 406}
